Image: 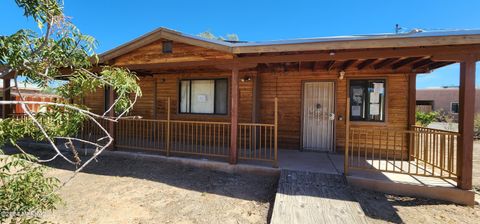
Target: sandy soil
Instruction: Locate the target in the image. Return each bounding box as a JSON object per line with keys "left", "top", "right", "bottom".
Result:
{"left": 39, "top": 154, "right": 277, "bottom": 224}
{"left": 8, "top": 141, "right": 480, "bottom": 223}
{"left": 351, "top": 187, "right": 480, "bottom": 224}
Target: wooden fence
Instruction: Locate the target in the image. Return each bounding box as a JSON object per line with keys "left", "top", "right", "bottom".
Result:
{"left": 81, "top": 97, "right": 278, "bottom": 166}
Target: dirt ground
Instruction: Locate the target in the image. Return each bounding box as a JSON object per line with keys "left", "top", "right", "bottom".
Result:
{"left": 352, "top": 187, "right": 480, "bottom": 224}
{"left": 39, "top": 154, "right": 277, "bottom": 224}
{"left": 10, "top": 141, "right": 480, "bottom": 223}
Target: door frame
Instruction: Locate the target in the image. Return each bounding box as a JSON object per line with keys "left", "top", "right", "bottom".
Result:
{"left": 300, "top": 80, "right": 337, "bottom": 152}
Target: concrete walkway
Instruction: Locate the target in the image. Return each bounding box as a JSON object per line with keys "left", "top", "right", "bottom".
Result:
{"left": 270, "top": 170, "right": 368, "bottom": 224}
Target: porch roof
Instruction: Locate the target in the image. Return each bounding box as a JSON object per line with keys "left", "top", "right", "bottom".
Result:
{"left": 99, "top": 27, "right": 480, "bottom": 62}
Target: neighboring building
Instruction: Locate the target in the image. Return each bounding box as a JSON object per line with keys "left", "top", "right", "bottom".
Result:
{"left": 416, "top": 86, "right": 480, "bottom": 118}
{"left": 0, "top": 79, "right": 59, "bottom": 117}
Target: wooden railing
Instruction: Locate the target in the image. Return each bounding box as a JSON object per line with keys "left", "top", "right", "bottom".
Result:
{"left": 345, "top": 126, "right": 459, "bottom": 179}
{"left": 80, "top": 97, "right": 278, "bottom": 166}
{"left": 412, "top": 126, "right": 459, "bottom": 178}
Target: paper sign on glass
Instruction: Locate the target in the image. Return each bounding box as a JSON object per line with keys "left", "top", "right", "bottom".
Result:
{"left": 370, "top": 103, "right": 380, "bottom": 115}
{"left": 352, "top": 106, "right": 361, "bottom": 116}
{"left": 197, "top": 94, "right": 207, "bottom": 102}
{"left": 373, "top": 83, "right": 384, "bottom": 93}
{"left": 370, "top": 92, "right": 380, "bottom": 103}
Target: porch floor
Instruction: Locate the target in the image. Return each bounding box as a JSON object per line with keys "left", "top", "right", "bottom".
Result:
{"left": 277, "top": 149, "right": 457, "bottom": 188}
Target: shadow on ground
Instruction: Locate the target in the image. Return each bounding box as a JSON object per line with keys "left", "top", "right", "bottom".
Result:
{"left": 4, "top": 144, "right": 278, "bottom": 204}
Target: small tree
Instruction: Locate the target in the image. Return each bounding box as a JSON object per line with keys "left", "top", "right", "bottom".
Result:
{"left": 415, "top": 111, "right": 437, "bottom": 127}
{"left": 0, "top": 0, "right": 141, "bottom": 222}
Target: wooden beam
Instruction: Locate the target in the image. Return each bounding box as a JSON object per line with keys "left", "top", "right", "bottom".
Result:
{"left": 428, "top": 61, "right": 455, "bottom": 70}
{"left": 311, "top": 61, "right": 317, "bottom": 71}
{"left": 232, "top": 36, "right": 480, "bottom": 54}
{"left": 236, "top": 45, "right": 480, "bottom": 64}
{"left": 325, "top": 60, "right": 336, "bottom": 71}
{"left": 407, "top": 74, "right": 417, "bottom": 160}
{"left": 391, "top": 57, "right": 424, "bottom": 70}
{"left": 457, "top": 58, "right": 476, "bottom": 190}
{"left": 412, "top": 59, "right": 433, "bottom": 70}
{"left": 356, "top": 59, "right": 376, "bottom": 70}
{"left": 229, "top": 62, "right": 239, "bottom": 164}
{"left": 107, "top": 87, "right": 116, "bottom": 150}
{"left": 341, "top": 60, "right": 356, "bottom": 70}
{"left": 374, "top": 58, "right": 399, "bottom": 70}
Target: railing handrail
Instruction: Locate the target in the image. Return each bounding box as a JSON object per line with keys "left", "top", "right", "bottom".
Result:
{"left": 350, "top": 126, "right": 460, "bottom": 136}
{"left": 412, "top": 125, "right": 459, "bottom": 134}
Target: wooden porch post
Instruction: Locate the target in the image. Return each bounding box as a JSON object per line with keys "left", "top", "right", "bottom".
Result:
{"left": 107, "top": 87, "right": 116, "bottom": 150}
{"left": 2, "top": 78, "right": 11, "bottom": 118}
{"left": 457, "top": 59, "right": 476, "bottom": 190}
{"left": 407, "top": 73, "right": 417, "bottom": 160}
{"left": 230, "top": 63, "right": 239, "bottom": 164}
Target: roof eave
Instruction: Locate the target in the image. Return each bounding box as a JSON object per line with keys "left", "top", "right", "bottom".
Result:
{"left": 232, "top": 34, "right": 480, "bottom": 54}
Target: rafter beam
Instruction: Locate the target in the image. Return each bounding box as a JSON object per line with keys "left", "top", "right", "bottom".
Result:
{"left": 391, "top": 57, "right": 425, "bottom": 70}
{"left": 374, "top": 58, "right": 399, "bottom": 70}
{"left": 412, "top": 59, "right": 434, "bottom": 70}
{"left": 356, "top": 59, "right": 377, "bottom": 70}
{"left": 325, "top": 60, "right": 336, "bottom": 71}
{"left": 341, "top": 60, "right": 356, "bottom": 70}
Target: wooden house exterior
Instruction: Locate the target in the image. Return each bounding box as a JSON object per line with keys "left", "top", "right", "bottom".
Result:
{"left": 4, "top": 27, "right": 479, "bottom": 191}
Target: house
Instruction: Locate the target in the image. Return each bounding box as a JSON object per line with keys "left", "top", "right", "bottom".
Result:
{"left": 416, "top": 86, "right": 480, "bottom": 118}
{"left": 2, "top": 27, "right": 479, "bottom": 202}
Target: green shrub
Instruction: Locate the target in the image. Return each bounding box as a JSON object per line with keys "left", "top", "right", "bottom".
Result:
{"left": 416, "top": 111, "right": 438, "bottom": 127}
{"left": 0, "top": 152, "right": 61, "bottom": 223}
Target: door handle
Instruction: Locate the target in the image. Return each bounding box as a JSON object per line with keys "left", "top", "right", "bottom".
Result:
{"left": 329, "top": 113, "right": 335, "bottom": 120}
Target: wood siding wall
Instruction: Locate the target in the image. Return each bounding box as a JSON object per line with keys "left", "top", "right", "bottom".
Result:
{"left": 82, "top": 70, "right": 410, "bottom": 150}
{"left": 113, "top": 39, "right": 232, "bottom": 66}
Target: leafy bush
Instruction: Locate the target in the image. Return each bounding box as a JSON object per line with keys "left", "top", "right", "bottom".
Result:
{"left": 0, "top": 152, "right": 61, "bottom": 223}
{"left": 416, "top": 111, "right": 438, "bottom": 127}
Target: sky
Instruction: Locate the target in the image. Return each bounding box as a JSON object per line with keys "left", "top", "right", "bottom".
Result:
{"left": 1, "top": 0, "right": 479, "bottom": 89}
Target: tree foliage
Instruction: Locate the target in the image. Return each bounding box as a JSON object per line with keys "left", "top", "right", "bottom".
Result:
{"left": 198, "top": 31, "right": 239, "bottom": 41}
{"left": 0, "top": 0, "right": 142, "bottom": 222}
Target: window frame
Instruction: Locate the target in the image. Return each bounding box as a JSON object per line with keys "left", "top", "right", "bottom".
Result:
{"left": 348, "top": 78, "right": 387, "bottom": 123}
{"left": 178, "top": 78, "right": 229, "bottom": 115}
{"left": 450, "top": 102, "right": 459, "bottom": 114}
{"left": 162, "top": 41, "right": 173, "bottom": 54}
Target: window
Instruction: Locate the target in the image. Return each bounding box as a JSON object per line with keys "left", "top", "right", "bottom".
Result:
{"left": 162, "top": 41, "right": 173, "bottom": 54}
{"left": 349, "top": 79, "right": 386, "bottom": 122}
{"left": 451, "top": 102, "right": 459, "bottom": 114}
{"left": 179, "top": 79, "right": 228, "bottom": 115}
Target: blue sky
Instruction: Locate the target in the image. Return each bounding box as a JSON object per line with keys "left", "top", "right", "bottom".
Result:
{"left": 1, "top": 0, "right": 479, "bottom": 88}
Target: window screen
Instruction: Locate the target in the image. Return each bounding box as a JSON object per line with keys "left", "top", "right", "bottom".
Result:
{"left": 179, "top": 79, "right": 228, "bottom": 115}
{"left": 349, "top": 79, "right": 386, "bottom": 122}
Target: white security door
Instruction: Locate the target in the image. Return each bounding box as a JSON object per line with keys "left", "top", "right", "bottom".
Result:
{"left": 302, "top": 82, "right": 335, "bottom": 151}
